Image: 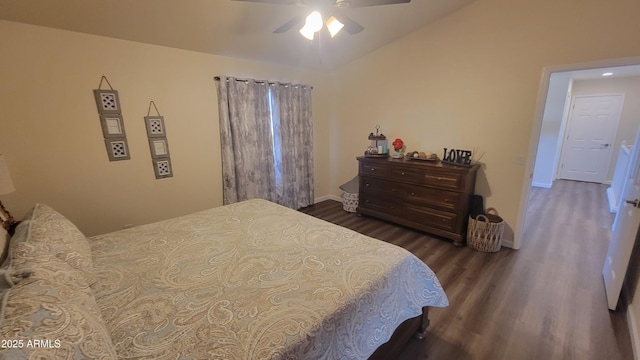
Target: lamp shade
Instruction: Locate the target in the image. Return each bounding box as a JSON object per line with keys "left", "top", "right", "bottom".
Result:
{"left": 0, "top": 155, "right": 16, "bottom": 195}
{"left": 326, "top": 16, "right": 344, "bottom": 38}
{"left": 305, "top": 11, "right": 323, "bottom": 32}
{"left": 299, "top": 24, "right": 316, "bottom": 40}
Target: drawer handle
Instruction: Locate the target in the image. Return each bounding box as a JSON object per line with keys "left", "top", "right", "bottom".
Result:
{"left": 370, "top": 168, "right": 376, "bottom": 171}
{"left": 365, "top": 183, "right": 370, "bottom": 187}
{"left": 401, "top": 172, "right": 406, "bottom": 175}
{"left": 410, "top": 192, "right": 415, "bottom": 196}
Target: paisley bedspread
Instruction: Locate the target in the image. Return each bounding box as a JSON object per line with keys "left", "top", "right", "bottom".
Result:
{"left": 89, "top": 199, "right": 448, "bottom": 359}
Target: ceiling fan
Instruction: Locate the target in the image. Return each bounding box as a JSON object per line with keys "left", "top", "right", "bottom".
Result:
{"left": 232, "top": 0, "right": 411, "bottom": 40}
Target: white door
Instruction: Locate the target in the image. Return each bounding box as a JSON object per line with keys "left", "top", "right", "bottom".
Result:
{"left": 559, "top": 94, "right": 623, "bottom": 183}
{"left": 603, "top": 125, "right": 640, "bottom": 310}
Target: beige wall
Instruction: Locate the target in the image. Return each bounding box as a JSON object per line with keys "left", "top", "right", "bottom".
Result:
{"left": 3, "top": 0, "right": 640, "bottom": 246}
{"left": 327, "top": 0, "right": 640, "bottom": 247}
{"left": 0, "top": 20, "right": 330, "bottom": 236}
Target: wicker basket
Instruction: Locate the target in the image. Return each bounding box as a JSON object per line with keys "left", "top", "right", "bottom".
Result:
{"left": 467, "top": 207, "right": 504, "bottom": 252}
{"left": 342, "top": 191, "right": 359, "bottom": 213}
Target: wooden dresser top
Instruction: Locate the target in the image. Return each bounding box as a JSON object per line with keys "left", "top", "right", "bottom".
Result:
{"left": 357, "top": 156, "right": 480, "bottom": 173}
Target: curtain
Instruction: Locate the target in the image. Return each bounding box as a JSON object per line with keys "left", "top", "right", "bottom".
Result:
{"left": 215, "top": 76, "right": 276, "bottom": 205}
{"left": 215, "top": 76, "right": 314, "bottom": 209}
{"left": 271, "top": 82, "right": 314, "bottom": 209}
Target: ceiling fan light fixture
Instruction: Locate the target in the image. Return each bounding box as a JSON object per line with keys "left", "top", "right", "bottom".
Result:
{"left": 299, "top": 24, "right": 316, "bottom": 40}
{"left": 304, "top": 10, "right": 323, "bottom": 32}
{"left": 326, "top": 16, "right": 344, "bottom": 37}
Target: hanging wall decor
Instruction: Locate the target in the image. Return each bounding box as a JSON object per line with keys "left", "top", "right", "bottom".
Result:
{"left": 94, "top": 75, "right": 130, "bottom": 161}
{"left": 145, "top": 101, "right": 173, "bottom": 179}
{"left": 99, "top": 114, "right": 126, "bottom": 138}
{"left": 104, "top": 138, "right": 131, "bottom": 161}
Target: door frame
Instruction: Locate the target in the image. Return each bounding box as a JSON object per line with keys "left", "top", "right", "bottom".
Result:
{"left": 557, "top": 93, "right": 624, "bottom": 183}
{"left": 514, "top": 56, "right": 640, "bottom": 250}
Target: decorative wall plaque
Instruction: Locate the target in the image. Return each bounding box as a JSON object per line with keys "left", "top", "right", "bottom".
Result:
{"left": 153, "top": 158, "right": 173, "bottom": 179}
{"left": 144, "top": 116, "right": 166, "bottom": 138}
{"left": 148, "top": 138, "right": 170, "bottom": 159}
{"left": 93, "top": 89, "right": 122, "bottom": 115}
{"left": 104, "top": 138, "right": 131, "bottom": 161}
{"left": 99, "top": 114, "right": 126, "bottom": 138}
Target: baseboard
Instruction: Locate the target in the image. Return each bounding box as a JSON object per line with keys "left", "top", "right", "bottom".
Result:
{"left": 314, "top": 194, "right": 342, "bottom": 203}
{"left": 501, "top": 238, "right": 515, "bottom": 249}
{"left": 628, "top": 302, "right": 640, "bottom": 360}
{"left": 531, "top": 181, "right": 552, "bottom": 189}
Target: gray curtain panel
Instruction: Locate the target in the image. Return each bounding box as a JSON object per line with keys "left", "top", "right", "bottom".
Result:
{"left": 271, "top": 82, "right": 314, "bottom": 209}
{"left": 215, "top": 76, "right": 276, "bottom": 205}
{"left": 215, "top": 76, "right": 314, "bottom": 209}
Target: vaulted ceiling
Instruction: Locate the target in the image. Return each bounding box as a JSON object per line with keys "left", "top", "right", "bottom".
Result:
{"left": 0, "top": 0, "right": 476, "bottom": 70}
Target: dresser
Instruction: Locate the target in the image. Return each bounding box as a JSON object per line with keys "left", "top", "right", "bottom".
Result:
{"left": 357, "top": 156, "right": 479, "bottom": 246}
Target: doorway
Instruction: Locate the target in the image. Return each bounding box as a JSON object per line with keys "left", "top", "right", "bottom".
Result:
{"left": 516, "top": 57, "right": 640, "bottom": 251}
{"left": 558, "top": 94, "right": 624, "bottom": 183}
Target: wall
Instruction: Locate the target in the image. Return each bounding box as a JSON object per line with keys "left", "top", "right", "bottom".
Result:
{"left": 532, "top": 73, "right": 571, "bottom": 188}
{"left": 327, "top": 0, "right": 640, "bottom": 248}
{"left": 0, "top": 20, "right": 331, "bottom": 236}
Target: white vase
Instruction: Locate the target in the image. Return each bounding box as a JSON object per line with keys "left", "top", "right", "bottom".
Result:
{"left": 391, "top": 151, "right": 404, "bottom": 159}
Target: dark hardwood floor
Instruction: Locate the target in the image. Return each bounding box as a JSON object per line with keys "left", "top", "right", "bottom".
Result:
{"left": 300, "top": 180, "right": 634, "bottom": 359}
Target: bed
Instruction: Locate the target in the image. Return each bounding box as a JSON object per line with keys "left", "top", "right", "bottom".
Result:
{"left": 0, "top": 198, "right": 448, "bottom": 359}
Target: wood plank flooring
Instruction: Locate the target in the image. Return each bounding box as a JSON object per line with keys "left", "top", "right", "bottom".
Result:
{"left": 300, "top": 180, "right": 633, "bottom": 359}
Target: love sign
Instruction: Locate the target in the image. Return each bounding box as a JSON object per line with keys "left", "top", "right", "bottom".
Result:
{"left": 442, "top": 148, "right": 472, "bottom": 167}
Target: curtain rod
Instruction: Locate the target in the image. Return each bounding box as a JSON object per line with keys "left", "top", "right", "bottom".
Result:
{"left": 214, "top": 76, "right": 313, "bottom": 89}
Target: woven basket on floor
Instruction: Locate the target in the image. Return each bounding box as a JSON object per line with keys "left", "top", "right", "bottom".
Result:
{"left": 342, "top": 191, "right": 359, "bottom": 213}
{"left": 467, "top": 207, "right": 504, "bottom": 252}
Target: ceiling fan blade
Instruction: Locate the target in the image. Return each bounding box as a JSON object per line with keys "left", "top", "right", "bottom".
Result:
{"left": 231, "top": 0, "right": 301, "bottom": 5}
{"left": 273, "top": 15, "right": 304, "bottom": 33}
{"left": 334, "top": 14, "right": 364, "bottom": 34}
{"left": 342, "top": 0, "right": 411, "bottom": 8}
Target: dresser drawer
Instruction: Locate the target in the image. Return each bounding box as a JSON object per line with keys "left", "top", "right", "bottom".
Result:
{"left": 359, "top": 191, "right": 403, "bottom": 213}
{"left": 388, "top": 166, "right": 424, "bottom": 183}
{"left": 361, "top": 177, "right": 404, "bottom": 197}
{"left": 359, "top": 162, "right": 389, "bottom": 178}
{"left": 405, "top": 204, "right": 457, "bottom": 232}
{"left": 406, "top": 184, "right": 460, "bottom": 211}
{"left": 423, "top": 171, "right": 463, "bottom": 190}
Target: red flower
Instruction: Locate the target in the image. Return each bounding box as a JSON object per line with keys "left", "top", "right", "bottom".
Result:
{"left": 392, "top": 138, "right": 404, "bottom": 151}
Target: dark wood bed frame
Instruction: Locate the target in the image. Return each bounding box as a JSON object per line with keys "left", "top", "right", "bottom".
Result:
{"left": 368, "top": 307, "right": 429, "bottom": 359}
